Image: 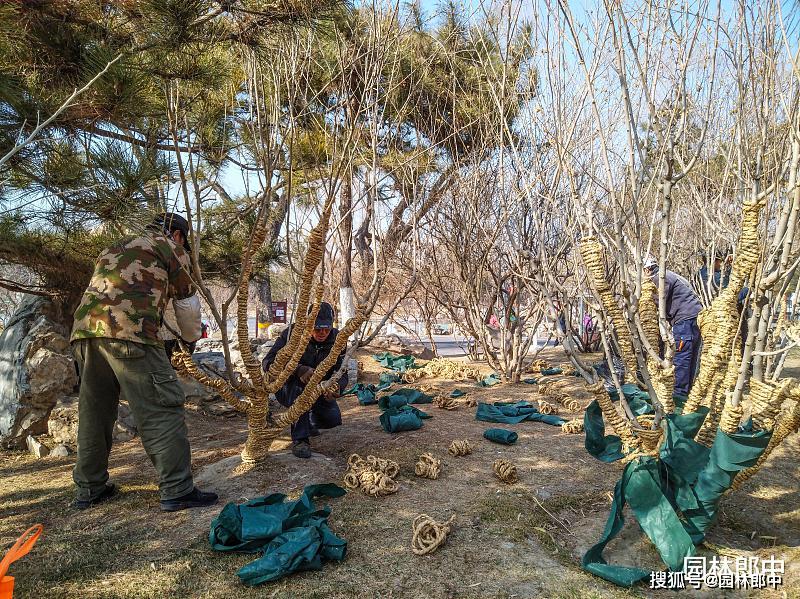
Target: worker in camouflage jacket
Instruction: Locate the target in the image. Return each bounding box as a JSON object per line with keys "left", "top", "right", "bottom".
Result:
{"left": 70, "top": 213, "right": 217, "bottom": 512}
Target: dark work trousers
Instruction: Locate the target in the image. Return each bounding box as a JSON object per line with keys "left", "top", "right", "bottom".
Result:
{"left": 72, "top": 338, "right": 194, "bottom": 502}
{"left": 672, "top": 318, "right": 701, "bottom": 396}
{"left": 275, "top": 379, "right": 342, "bottom": 442}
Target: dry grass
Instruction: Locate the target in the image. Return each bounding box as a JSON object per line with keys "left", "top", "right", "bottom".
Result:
{"left": 1, "top": 347, "right": 798, "bottom": 598}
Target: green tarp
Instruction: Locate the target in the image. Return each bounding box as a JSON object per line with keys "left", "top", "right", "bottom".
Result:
{"left": 341, "top": 382, "right": 391, "bottom": 406}
{"left": 209, "top": 483, "right": 347, "bottom": 586}
{"left": 476, "top": 401, "right": 566, "bottom": 426}
{"left": 582, "top": 385, "right": 774, "bottom": 588}
{"left": 540, "top": 367, "right": 563, "bottom": 376}
{"left": 522, "top": 378, "right": 538, "bottom": 384}
{"left": 379, "top": 405, "right": 430, "bottom": 433}
{"left": 379, "top": 372, "right": 401, "bottom": 385}
{"left": 378, "top": 387, "right": 434, "bottom": 410}
{"left": 483, "top": 428, "right": 518, "bottom": 444}
{"left": 478, "top": 373, "right": 501, "bottom": 387}
{"left": 372, "top": 352, "right": 416, "bottom": 373}
{"left": 449, "top": 389, "right": 466, "bottom": 398}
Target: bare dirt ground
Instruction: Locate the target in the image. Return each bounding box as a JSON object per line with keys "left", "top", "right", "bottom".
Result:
{"left": 1, "top": 347, "right": 798, "bottom": 598}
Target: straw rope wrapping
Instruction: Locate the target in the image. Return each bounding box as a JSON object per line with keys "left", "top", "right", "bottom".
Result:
{"left": 731, "top": 383, "right": 800, "bottom": 491}
{"left": 411, "top": 514, "right": 456, "bottom": 556}
{"left": 561, "top": 418, "right": 584, "bottom": 434}
{"left": 538, "top": 400, "right": 559, "bottom": 415}
{"left": 589, "top": 381, "right": 639, "bottom": 450}
{"left": 448, "top": 440, "right": 473, "bottom": 456}
{"left": 414, "top": 453, "right": 441, "bottom": 479}
{"left": 579, "top": 238, "right": 638, "bottom": 384}
{"left": 493, "top": 459, "right": 518, "bottom": 484}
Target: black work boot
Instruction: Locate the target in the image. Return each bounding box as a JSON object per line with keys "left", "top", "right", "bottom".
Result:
{"left": 160, "top": 487, "right": 219, "bottom": 512}
{"left": 292, "top": 439, "right": 312, "bottom": 459}
{"left": 309, "top": 424, "right": 321, "bottom": 437}
{"left": 73, "top": 483, "right": 117, "bottom": 510}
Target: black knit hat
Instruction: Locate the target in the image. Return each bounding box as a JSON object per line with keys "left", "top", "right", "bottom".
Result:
{"left": 311, "top": 302, "right": 334, "bottom": 329}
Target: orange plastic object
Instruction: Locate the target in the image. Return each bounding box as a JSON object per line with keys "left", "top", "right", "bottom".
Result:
{"left": 0, "top": 525, "right": 43, "bottom": 599}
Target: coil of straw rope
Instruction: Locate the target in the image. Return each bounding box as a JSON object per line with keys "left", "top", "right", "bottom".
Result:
{"left": 434, "top": 395, "right": 459, "bottom": 410}
{"left": 344, "top": 453, "right": 400, "bottom": 497}
{"left": 493, "top": 459, "right": 518, "bottom": 484}
{"left": 560, "top": 395, "right": 582, "bottom": 412}
{"left": 561, "top": 419, "right": 584, "bottom": 434}
{"left": 538, "top": 400, "right": 558, "bottom": 415}
{"left": 402, "top": 358, "right": 483, "bottom": 383}
{"left": 749, "top": 379, "right": 788, "bottom": 432}
{"left": 414, "top": 453, "right": 441, "bottom": 479}
{"left": 411, "top": 514, "right": 456, "bottom": 555}
{"left": 462, "top": 397, "right": 478, "bottom": 408}
{"left": 527, "top": 359, "right": 551, "bottom": 373}
{"left": 448, "top": 440, "right": 472, "bottom": 456}
{"left": 635, "top": 415, "right": 663, "bottom": 453}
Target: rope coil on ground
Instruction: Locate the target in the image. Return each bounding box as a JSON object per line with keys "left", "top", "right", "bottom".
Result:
{"left": 434, "top": 395, "right": 459, "bottom": 410}
{"left": 411, "top": 514, "right": 455, "bottom": 555}
{"left": 448, "top": 440, "right": 472, "bottom": 456}
{"left": 344, "top": 453, "right": 400, "bottom": 497}
{"left": 560, "top": 395, "right": 582, "bottom": 412}
{"left": 561, "top": 419, "right": 584, "bottom": 434}
{"left": 414, "top": 453, "right": 441, "bottom": 479}
{"left": 538, "top": 400, "right": 558, "bottom": 415}
{"left": 493, "top": 459, "right": 518, "bottom": 484}
{"left": 402, "top": 359, "right": 483, "bottom": 383}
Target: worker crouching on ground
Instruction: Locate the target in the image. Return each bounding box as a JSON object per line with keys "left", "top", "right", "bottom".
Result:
{"left": 645, "top": 257, "right": 704, "bottom": 395}
{"left": 261, "top": 302, "right": 347, "bottom": 459}
{"left": 70, "top": 213, "right": 218, "bottom": 512}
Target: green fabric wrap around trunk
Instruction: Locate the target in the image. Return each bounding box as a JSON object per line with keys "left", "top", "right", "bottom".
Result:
{"left": 341, "top": 382, "right": 391, "bottom": 406}
{"left": 379, "top": 405, "right": 430, "bottom": 432}
{"left": 372, "top": 352, "right": 416, "bottom": 372}
{"left": 209, "top": 483, "right": 347, "bottom": 586}
{"left": 476, "top": 401, "right": 565, "bottom": 426}
{"left": 582, "top": 405, "right": 774, "bottom": 588}
{"left": 377, "top": 387, "right": 433, "bottom": 410}
{"left": 483, "top": 428, "right": 518, "bottom": 444}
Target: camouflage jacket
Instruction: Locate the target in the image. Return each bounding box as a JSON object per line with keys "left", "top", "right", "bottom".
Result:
{"left": 71, "top": 233, "right": 195, "bottom": 346}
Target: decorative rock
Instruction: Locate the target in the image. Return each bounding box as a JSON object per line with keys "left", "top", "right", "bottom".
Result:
{"left": 1, "top": 296, "right": 78, "bottom": 449}
{"left": 26, "top": 435, "right": 49, "bottom": 458}
{"left": 50, "top": 444, "right": 70, "bottom": 457}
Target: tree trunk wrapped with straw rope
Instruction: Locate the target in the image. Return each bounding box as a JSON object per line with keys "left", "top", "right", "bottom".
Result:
{"left": 578, "top": 237, "right": 638, "bottom": 384}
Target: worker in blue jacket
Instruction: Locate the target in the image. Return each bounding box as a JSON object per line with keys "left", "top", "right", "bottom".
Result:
{"left": 262, "top": 302, "right": 348, "bottom": 458}
{"left": 645, "top": 258, "right": 703, "bottom": 396}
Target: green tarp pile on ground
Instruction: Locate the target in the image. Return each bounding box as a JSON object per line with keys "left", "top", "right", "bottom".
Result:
{"left": 478, "top": 373, "right": 502, "bottom": 387}
{"left": 581, "top": 383, "right": 774, "bottom": 587}
{"left": 483, "top": 428, "right": 518, "bottom": 444}
{"left": 377, "top": 387, "right": 433, "bottom": 410}
{"left": 209, "top": 484, "right": 347, "bottom": 586}
{"left": 379, "top": 371, "right": 401, "bottom": 385}
{"left": 539, "top": 367, "right": 563, "bottom": 376}
{"left": 449, "top": 389, "right": 466, "bottom": 398}
{"left": 341, "top": 382, "right": 391, "bottom": 406}
{"left": 379, "top": 404, "right": 431, "bottom": 432}
{"left": 372, "top": 352, "right": 417, "bottom": 373}
{"left": 475, "top": 401, "right": 565, "bottom": 426}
